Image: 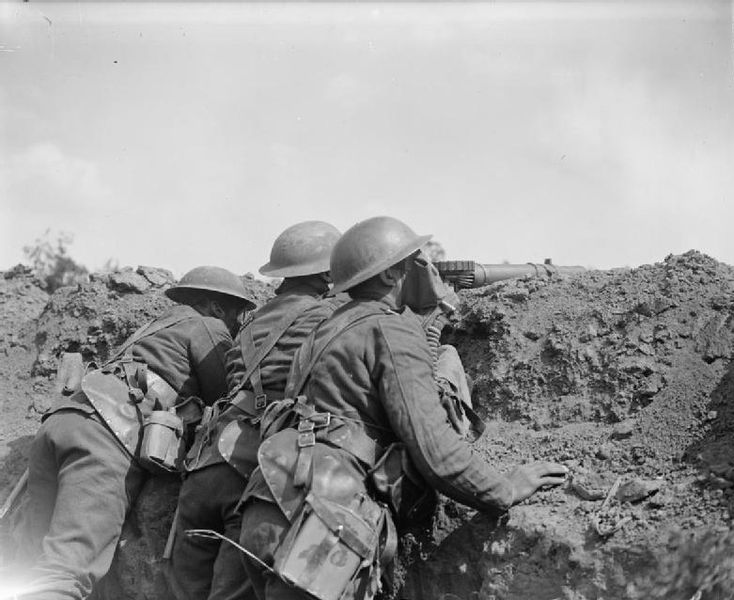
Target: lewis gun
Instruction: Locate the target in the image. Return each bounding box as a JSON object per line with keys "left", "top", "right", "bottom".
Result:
{"left": 434, "top": 259, "right": 586, "bottom": 290}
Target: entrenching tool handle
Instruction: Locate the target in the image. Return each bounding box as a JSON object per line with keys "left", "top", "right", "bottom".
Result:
{"left": 162, "top": 507, "right": 179, "bottom": 560}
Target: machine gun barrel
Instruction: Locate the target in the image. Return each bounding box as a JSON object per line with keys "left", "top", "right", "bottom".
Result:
{"left": 434, "top": 259, "right": 586, "bottom": 290}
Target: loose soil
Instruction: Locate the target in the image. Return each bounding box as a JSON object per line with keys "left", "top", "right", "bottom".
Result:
{"left": 1, "top": 252, "right": 733, "bottom": 600}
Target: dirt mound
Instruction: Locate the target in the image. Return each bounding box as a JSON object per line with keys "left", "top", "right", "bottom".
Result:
{"left": 0, "top": 266, "right": 50, "bottom": 496}
{"left": 396, "top": 250, "right": 734, "bottom": 600}
{"left": 2, "top": 252, "right": 734, "bottom": 600}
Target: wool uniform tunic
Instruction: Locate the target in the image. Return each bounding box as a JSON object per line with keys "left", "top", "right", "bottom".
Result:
{"left": 238, "top": 293, "right": 515, "bottom": 600}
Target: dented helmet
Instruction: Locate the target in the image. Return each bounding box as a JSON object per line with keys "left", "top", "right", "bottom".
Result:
{"left": 165, "top": 266, "right": 256, "bottom": 309}
{"left": 259, "top": 221, "right": 341, "bottom": 278}
{"left": 330, "top": 216, "right": 432, "bottom": 294}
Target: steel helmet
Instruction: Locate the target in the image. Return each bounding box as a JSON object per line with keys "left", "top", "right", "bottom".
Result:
{"left": 259, "top": 221, "right": 342, "bottom": 278}
{"left": 330, "top": 216, "right": 432, "bottom": 294}
{"left": 165, "top": 266, "right": 257, "bottom": 310}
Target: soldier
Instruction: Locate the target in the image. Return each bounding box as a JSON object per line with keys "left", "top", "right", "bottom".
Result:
{"left": 17, "top": 266, "right": 255, "bottom": 600}
{"left": 169, "top": 222, "right": 342, "bottom": 600}
{"left": 237, "top": 216, "right": 568, "bottom": 600}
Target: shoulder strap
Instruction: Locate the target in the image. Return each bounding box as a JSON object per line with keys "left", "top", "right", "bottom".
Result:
{"left": 233, "top": 295, "right": 319, "bottom": 396}
{"left": 104, "top": 310, "right": 196, "bottom": 366}
{"left": 288, "top": 305, "right": 389, "bottom": 397}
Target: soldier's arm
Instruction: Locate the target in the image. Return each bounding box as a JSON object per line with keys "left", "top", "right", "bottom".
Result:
{"left": 375, "top": 315, "right": 516, "bottom": 514}
{"left": 190, "top": 317, "right": 234, "bottom": 405}
{"left": 224, "top": 326, "right": 248, "bottom": 394}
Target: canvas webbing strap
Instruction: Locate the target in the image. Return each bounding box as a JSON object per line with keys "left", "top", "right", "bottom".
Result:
{"left": 291, "top": 306, "right": 387, "bottom": 487}
{"left": 289, "top": 305, "right": 387, "bottom": 398}
{"left": 231, "top": 295, "right": 319, "bottom": 403}
{"left": 105, "top": 311, "right": 195, "bottom": 366}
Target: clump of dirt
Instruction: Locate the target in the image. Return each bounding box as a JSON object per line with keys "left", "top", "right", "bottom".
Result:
{"left": 2, "top": 251, "right": 734, "bottom": 600}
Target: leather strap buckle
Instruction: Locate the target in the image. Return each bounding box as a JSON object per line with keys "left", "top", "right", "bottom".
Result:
{"left": 297, "top": 412, "right": 331, "bottom": 433}
{"left": 298, "top": 420, "right": 315, "bottom": 433}
{"left": 254, "top": 393, "right": 267, "bottom": 411}
{"left": 309, "top": 412, "right": 331, "bottom": 429}
{"left": 298, "top": 432, "right": 316, "bottom": 448}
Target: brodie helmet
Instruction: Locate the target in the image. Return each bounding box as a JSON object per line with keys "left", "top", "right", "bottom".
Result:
{"left": 259, "top": 221, "right": 341, "bottom": 278}
{"left": 165, "top": 266, "right": 256, "bottom": 310}
{"left": 330, "top": 216, "right": 431, "bottom": 294}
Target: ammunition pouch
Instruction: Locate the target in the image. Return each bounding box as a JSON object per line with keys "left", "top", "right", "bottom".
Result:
{"left": 256, "top": 402, "right": 435, "bottom": 527}
{"left": 139, "top": 409, "right": 184, "bottom": 473}
{"left": 80, "top": 362, "right": 188, "bottom": 472}
{"left": 81, "top": 369, "right": 146, "bottom": 457}
{"left": 255, "top": 428, "right": 396, "bottom": 600}
{"left": 273, "top": 492, "right": 391, "bottom": 600}
{"left": 368, "top": 443, "right": 438, "bottom": 526}
{"left": 218, "top": 388, "right": 286, "bottom": 475}
{"left": 186, "top": 388, "right": 284, "bottom": 475}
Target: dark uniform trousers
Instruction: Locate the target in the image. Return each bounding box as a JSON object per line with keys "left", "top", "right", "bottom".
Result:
{"left": 238, "top": 500, "right": 315, "bottom": 600}
{"left": 169, "top": 464, "right": 253, "bottom": 600}
{"left": 19, "top": 410, "right": 146, "bottom": 600}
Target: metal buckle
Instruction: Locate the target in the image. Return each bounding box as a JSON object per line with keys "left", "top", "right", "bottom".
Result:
{"left": 311, "top": 412, "right": 331, "bottom": 429}
{"left": 298, "top": 420, "right": 315, "bottom": 433}
{"left": 255, "top": 393, "right": 267, "bottom": 411}
{"left": 298, "top": 431, "right": 316, "bottom": 448}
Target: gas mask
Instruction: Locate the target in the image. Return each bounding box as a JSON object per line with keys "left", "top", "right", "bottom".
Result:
{"left": 400, "top": 251, "right": 459, "bottom": 318}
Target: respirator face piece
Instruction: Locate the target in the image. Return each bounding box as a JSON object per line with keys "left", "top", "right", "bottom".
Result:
{"left": 400, "top": 251, "right": 458, "bottom": 314}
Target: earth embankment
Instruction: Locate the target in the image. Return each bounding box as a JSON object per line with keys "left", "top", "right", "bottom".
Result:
{"left": 1, "top": 251, "right": 733, "bottom": 600}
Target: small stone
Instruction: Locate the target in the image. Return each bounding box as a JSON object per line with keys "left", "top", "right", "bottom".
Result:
{"left": 709, "top": 476, "right": 734, "bottom": 490}
{"left": 504, "top": 288, "right": 530, "bottom": 303}
{"left": 596, "top": 443, "right": 615, "bottom": 460}
{"left": 571, "top": 481, "right": 607, "bottom": 501}
{"left": 647, "top": 488, "right": 673, "bottom": 508}
{"left": 611, "top": 419, "right": 635, "bottom": 440}
{"left": 489, "top": 541, "right": 507, "bottom": 556}
{"left": 633, "top": 302, "right": 653, "bottom": 317}
{"left": 137, "top": 266, "right": 175, "bottom": 287}
{"left": 616, "top": 478, "right": 663, "bottom": 503}
{"left": 28, "top": 393, "right": 54, "bottom": 415}
{"left": 709, "top": 462, "right": 732, "bottom": 476}
{"left": 109, "top": 269, "right": 151, "bottom": 294}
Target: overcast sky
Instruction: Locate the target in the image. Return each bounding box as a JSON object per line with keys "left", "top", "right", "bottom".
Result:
{"left": 1, "top": 1, "right": 732, "bottom": 278}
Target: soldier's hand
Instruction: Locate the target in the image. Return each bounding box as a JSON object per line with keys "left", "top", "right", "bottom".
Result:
{"left": 508, "top": 461, "right": 568, "bottom": 505}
